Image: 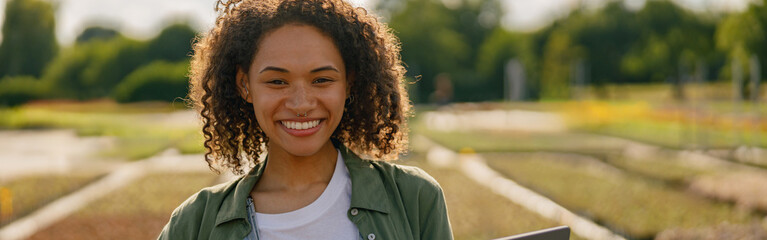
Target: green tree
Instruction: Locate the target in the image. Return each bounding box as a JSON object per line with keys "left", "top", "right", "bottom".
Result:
{"left": 386, "top": 0, "right": 502, "bottom": 102}
{"left": 540, "top": 30, "right": 579, "bottom": 99}
{"left": 40, "top": 23, "right": 197, "bottom": 100}
{"left": 146, "top": 23, "right": 197, "bottom": 62}
{"left": 0, "top": 0, "right": 58, "bottom": 78}
{"left": 535, "top": 0, "right": 715, "bottom": 100}
{"left": 533, "top": 2, "right": 639, "bottom": 99}
{"left": 76, "top": 26, "right": 121, "bottom": 44}
{"left": 575, "top": 2, "right": 637, "bottom": 88}
{"left": 388, "top": 0, "right": 468, "bottom": 103}
{"left": 625, "top": 0, "right": 716, "bottom": 98}
{"left": 716, "top": 1, "right": 766, "bottom": 87}
{"left": 475, "top": 28, "right": 538, "bottom": 100}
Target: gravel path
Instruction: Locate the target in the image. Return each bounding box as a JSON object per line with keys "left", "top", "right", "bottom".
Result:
{"left": 0, "top": 130, "right": 116, "bottom": 182}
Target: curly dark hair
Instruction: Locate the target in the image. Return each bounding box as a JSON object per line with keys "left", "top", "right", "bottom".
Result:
{"left": 188, "top": 0, "right": 412, "bottom": 174}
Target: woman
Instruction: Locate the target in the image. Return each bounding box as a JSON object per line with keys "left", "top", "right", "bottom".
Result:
{"left": 158, "top": 0, "right": 453, "bottom": 239}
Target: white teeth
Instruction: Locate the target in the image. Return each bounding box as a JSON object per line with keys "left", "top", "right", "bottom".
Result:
{"left": 282, "top": 120, "right": 320, "bottom": 130}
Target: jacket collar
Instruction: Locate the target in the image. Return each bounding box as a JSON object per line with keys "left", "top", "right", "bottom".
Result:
{"left": 214, "top": 142, "right": 392, "bottom": 226}
{"left": 338, "top": 144, "right": 392, "bottom": 214}
{"left": 215, "top": 159, "right": 265, "bottom": 226}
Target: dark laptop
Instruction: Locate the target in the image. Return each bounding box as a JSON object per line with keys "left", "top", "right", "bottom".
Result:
{"left": 492, "top": 226, "right": 570, "bottom": 240}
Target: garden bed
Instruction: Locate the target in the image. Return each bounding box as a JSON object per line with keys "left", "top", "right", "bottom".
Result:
{"left": 484, "top": 153, "right": 756, "bottom": 239}
{"left": 28, "top": 172, "right": 218, "bottom": 240}
{"left": 402, "top": 155, "right": 584, "bottom": 240}
{"left": 0, "top": 173, "right": 101, "bottom": 227}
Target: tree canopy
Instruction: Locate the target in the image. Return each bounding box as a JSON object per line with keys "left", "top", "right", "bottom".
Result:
{"left": 0, "top": 0, "right": 58, "bottom": 78}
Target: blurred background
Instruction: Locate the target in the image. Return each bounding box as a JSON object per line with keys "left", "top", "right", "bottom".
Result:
{"left": 0, "top": 0, "right": 766, "bottom": 239}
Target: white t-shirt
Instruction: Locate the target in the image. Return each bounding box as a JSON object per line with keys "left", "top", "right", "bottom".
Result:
{"left": 250, "top": 150, "right": 359, "bottom": 240}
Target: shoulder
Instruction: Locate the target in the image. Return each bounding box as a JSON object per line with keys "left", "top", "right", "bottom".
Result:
{"left": 367, "top": 160, "right": 453, "bottom": 239}
{"left": 158, "top": 177, "right": 240, "bottom": 239}
{"left": 369, "top": 160, "right": 444, "bottom": 197}
{"left": 174, "top": 178, "right": 238, "bottom": 216}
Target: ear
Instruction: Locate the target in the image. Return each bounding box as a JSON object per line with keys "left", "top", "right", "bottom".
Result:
{"left": 236, "top": 66, "right": 252, "bottom": 103}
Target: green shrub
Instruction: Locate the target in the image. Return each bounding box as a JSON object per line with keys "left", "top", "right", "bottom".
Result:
{"left": 80, "top": 38, "right": 148, "bottom": 98}
{"left": 0, "top": 76, "right": 51, "bottom": 106}
{"left": 42, "top": 23, "right": 196, "bottom": 100}
{"left": 113, "top": 61, "right": 189, "bottom": 102}
{"left": 40, "top": 38, "right": 147, "bottom": 99}
{"left": 39, "top": 40, "right": 102, "bottom": 99}
{"left": 146, "top": 23, "right": 197, "bottom": 62}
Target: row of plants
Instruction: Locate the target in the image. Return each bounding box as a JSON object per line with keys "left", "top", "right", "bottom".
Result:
{"left": 0, "top": 174, "right": 101, "bottom": 227}
{"left": 413, "top": 112, "right": 766, "bottom": 239}
{"left": 484, "top": 153, "right": 757, "bottom": 239}
{"left": 402, "top": 155, "right": 584, "bottom": 240}
{"left": 28, "top": 172, "right": 219, "bottom": 240}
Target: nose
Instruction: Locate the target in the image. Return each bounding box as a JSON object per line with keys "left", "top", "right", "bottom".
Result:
{"left": 285, "top": 83, "right": 316, "bottom": 114}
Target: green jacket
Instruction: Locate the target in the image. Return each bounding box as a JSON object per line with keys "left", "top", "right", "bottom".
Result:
{"left": 157, "top": 144, "right": 453, "bottom": 240}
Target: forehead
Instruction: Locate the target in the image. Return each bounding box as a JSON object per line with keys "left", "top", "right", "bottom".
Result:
{"left": 251, "top": 24, "right": 345, "bottom": 71}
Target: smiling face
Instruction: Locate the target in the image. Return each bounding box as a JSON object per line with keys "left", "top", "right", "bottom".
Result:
{"left": 238, "top": 24, "right": 349, "bottom": 158}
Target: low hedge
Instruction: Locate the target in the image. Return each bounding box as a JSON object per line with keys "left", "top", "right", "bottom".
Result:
{"left": 113, "top": 61, "right": 189, "bottom": 103}
{"left": 0, "top": 76, "right": 52, "bottom": 106}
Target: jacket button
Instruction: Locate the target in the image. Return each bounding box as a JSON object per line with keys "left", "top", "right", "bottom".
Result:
{"left": 350, "top": 208, "right": 359, "bottom": 216}
{"left": 367, "top": 233, "right": 375, "bottom": 240}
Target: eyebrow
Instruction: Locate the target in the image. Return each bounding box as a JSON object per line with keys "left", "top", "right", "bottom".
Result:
{"left": 258, "top": 65, "right": 340, "bottom": 73}
{"left": 310, "top": 66, "right": 340, "bottom": 73}
{"left": 259, "top": 66, "right": 289, "bottom": 73}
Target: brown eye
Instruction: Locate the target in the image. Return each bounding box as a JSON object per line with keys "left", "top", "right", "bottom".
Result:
{"left": 313, "top": 78, "right": 333, "bottom": 84}
{"left": 267, "top": 79, "right": 287, "bottom": 85}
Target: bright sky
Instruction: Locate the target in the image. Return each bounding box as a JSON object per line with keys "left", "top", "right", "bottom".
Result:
{"left": 0, "top": 0, "right": 755, "bottom": 46}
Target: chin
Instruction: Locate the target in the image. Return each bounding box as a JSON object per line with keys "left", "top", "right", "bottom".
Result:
{"left": 278, "top": 139, "right": 331, "bottom": 157}
{"left": 286, "top": 147, "right": 323, "bottom": 157}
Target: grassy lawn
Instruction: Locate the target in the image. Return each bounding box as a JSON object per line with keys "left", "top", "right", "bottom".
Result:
{"left": 0, "top": 101, "right": 205, "bottom": 160}
{"left": 417, "top": 129, "right": 626, "bottom": 154}
{"left": 0, "top": 173, "right": 101, "bottom": 227}
{"left": 581, "top": 119, "right": 767, "bottom": 150}
{"left": 415, "top": 126, "right": 717, "bottom": 186}
{"left": 483, "top": 153, "right": 755, "bottom": 239}
{"left": 28, "top": 172, "right": 218, "bottom": 240}
{"left": 605, "top": 155, "right": 712, "bottom": 183}
{"left": 400, "top": 155, "right": 584, "bottom": 240}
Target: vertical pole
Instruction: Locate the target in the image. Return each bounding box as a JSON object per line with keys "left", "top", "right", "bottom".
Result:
{"left": 505, "top": 59, "right": 526, "bottom": 101}
{"left": 504, "top": 60, "right": 511, "bottom": 101}
{"left": 571, "top": 59, "right": 585, "bottom": 100}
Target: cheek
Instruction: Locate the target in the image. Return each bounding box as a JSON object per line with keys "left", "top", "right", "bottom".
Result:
{"left": 323, "top": 90, "right": 347, "bottom": 113}
{"left": 251, "top": 93, "right": 281, "bottom": 123}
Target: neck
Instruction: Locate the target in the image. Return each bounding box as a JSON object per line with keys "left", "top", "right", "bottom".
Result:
{"left": 257, "top": 141, "right": 338, "bottom": 191}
